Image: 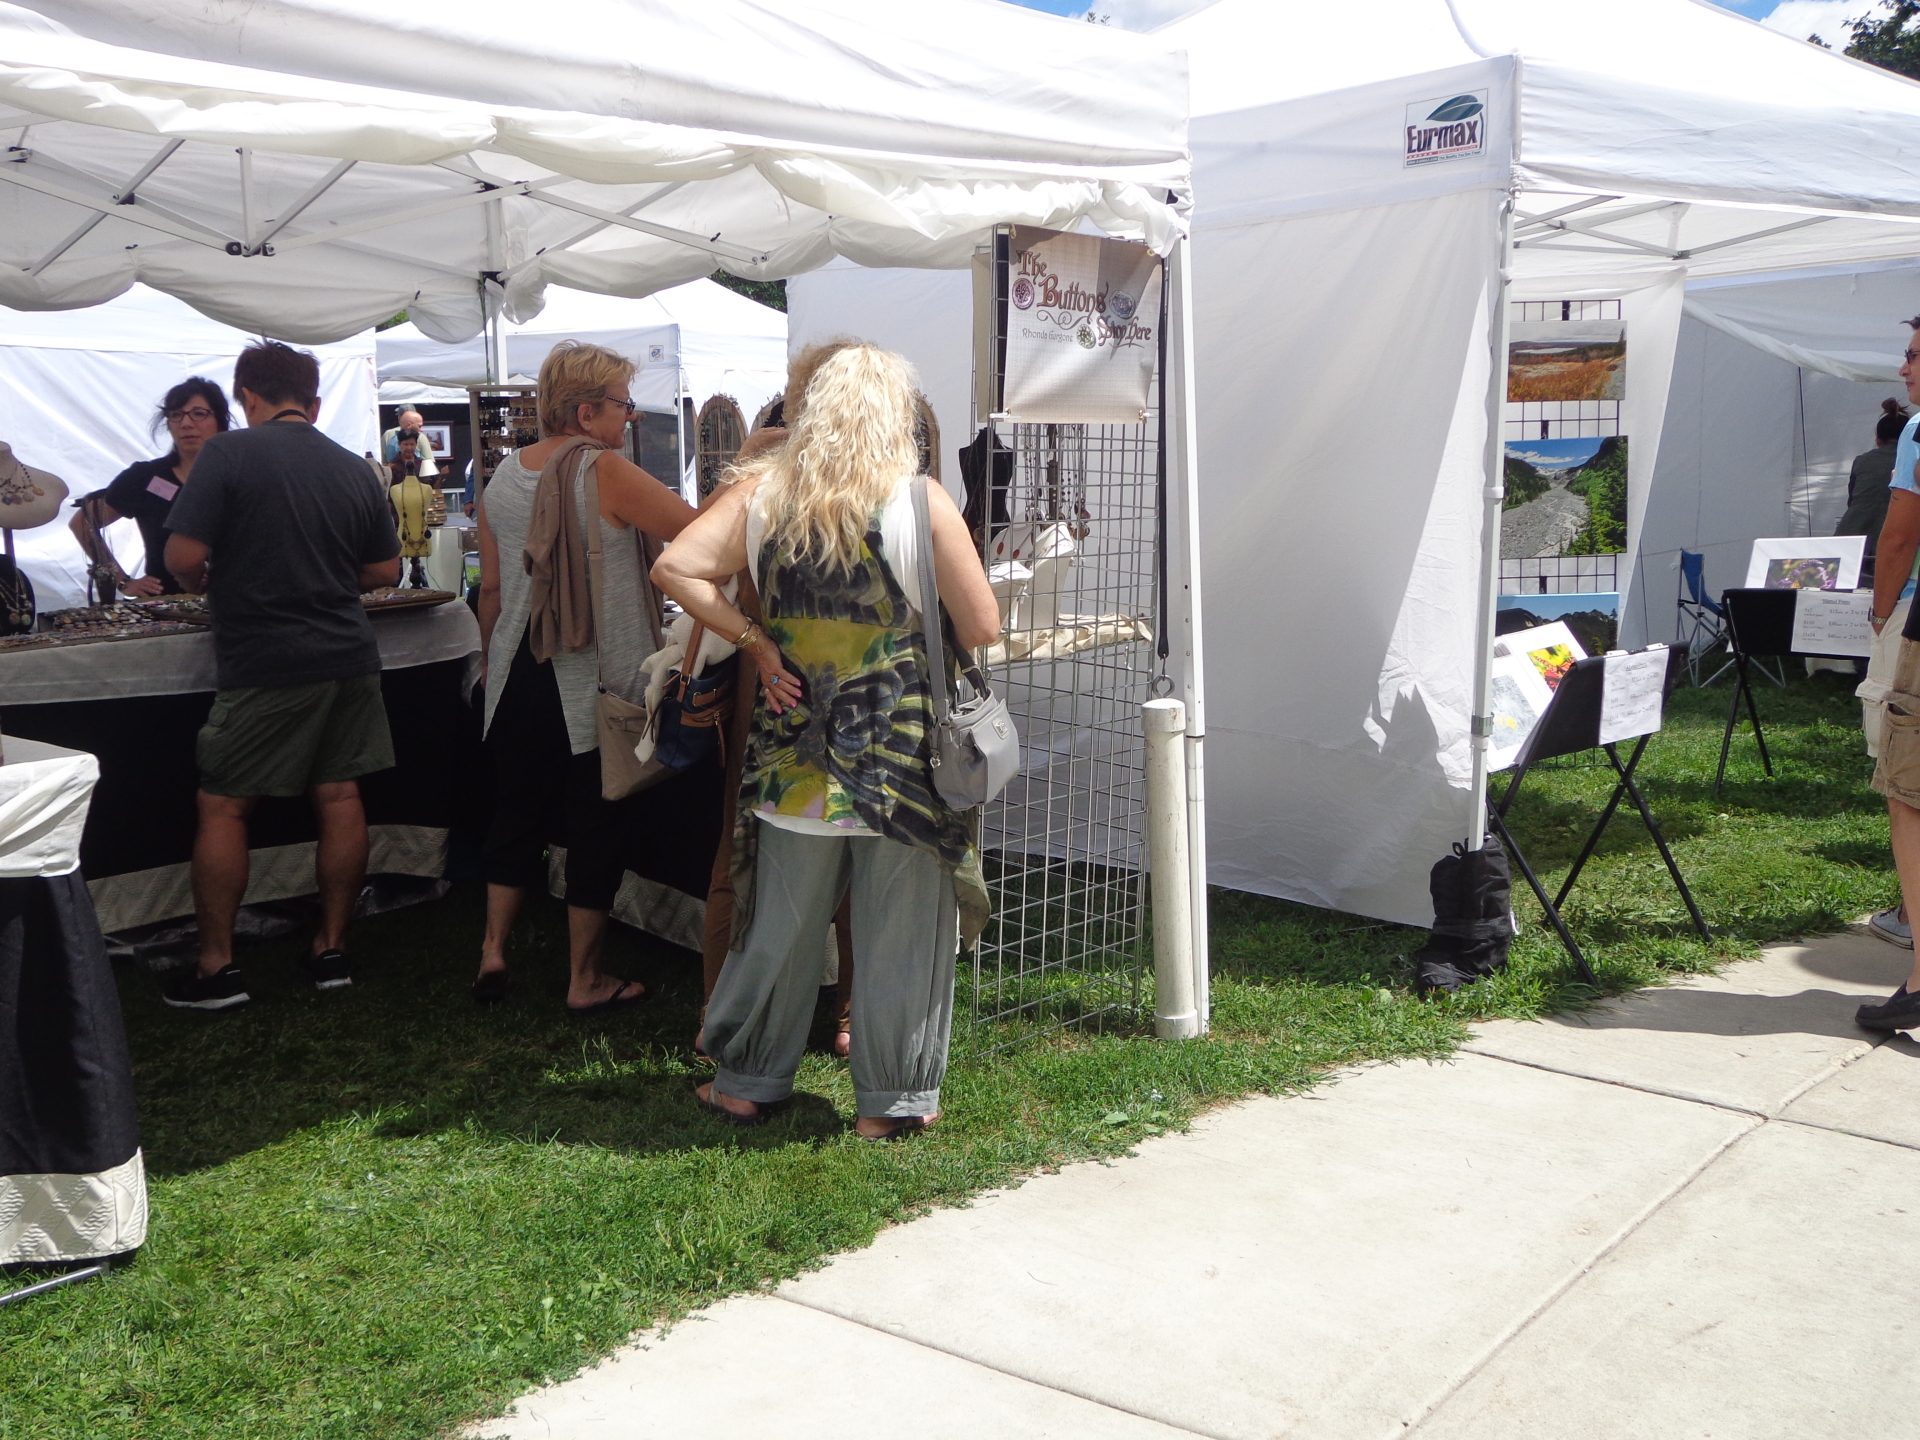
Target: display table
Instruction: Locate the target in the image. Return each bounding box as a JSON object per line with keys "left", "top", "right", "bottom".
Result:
{"left": 1, "top": 737, "right": 146, "bottom": 1269}
{"left": 0, "top": 605, "right": 484, "bottom": 933}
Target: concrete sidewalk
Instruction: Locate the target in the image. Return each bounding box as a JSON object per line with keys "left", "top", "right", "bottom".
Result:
{"left": 474, "top": 931, "right": 1920, "bottom": 1439}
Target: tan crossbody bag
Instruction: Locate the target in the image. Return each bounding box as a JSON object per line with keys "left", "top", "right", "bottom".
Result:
{"left": 581, "top": 453, "right": 666, "bottom": 801}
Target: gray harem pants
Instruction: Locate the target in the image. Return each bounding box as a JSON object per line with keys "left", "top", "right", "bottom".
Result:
{"left": 704, "top": 820, "right": 958, "bottom": 1119}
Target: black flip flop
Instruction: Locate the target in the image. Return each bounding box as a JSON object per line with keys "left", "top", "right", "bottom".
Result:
{"left": 694, "top": 1083, "right": 770, "bottom": 1127}
{"left": 471, "top": 969, "right": 510, "bottom": 1007}
{"left": 567, "top": 979, "right": 648, "bottom": 1018}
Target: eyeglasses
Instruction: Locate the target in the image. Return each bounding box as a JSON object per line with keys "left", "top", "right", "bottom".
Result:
{"left": 167, "top": 407, "right": 217, "bottom": 422}
{"left": 597, "top": 395, "right": 638, "bottom": 416}
{"left": 1906, "top": 350, "right": 1920, "bottom": 366}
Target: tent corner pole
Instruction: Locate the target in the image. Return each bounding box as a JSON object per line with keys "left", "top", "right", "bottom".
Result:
{"left": 1468, "top": 190, "right": 1517, "bottom": 847}
{"left": 1165, "top": 234, "right": 1210, "bottom": 1034}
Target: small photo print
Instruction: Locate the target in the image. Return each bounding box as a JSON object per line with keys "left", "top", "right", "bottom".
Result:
{"left": 1490, "top": 674, "right": 1540, "bottom": 754}
{"left": 1763, "top": 556, "right": 1842, "bottom": 591}
{"left": 1529, "top": 643, "right": 1577, "bottom": 689}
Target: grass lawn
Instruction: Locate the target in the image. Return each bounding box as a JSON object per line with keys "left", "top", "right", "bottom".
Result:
{"left": 0, "top": 668, "right": 1896, "bottom": 1439}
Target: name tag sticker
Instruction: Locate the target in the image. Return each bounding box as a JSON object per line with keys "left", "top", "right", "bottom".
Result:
{"left": 146, "top": 476, "right": 179, "bottom": 501}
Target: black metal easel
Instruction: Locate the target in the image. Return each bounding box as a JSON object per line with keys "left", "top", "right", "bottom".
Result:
{"left": 1490, "top": 652, "right": 1710, "bottom": 986}
{"left": 1714, "top": 588, "right": 1798, "bottom": 795}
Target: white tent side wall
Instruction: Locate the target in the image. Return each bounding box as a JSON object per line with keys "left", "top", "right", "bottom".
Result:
{"left": 1627, "top": 317, "right": 1902, "bottom": 648}
{"left": 1195, "top": 185, "right": 1504, "bottom": 924}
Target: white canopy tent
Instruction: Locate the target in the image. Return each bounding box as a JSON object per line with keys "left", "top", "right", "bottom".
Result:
{"left": 1632, "top": 262, "right": 1920, "bottom": 646}
{"left": 0, "top": 0, "right": 1185, "bottom": 342}
{"left": 0, "top": 0, "right": 1210, "bottom": 1010}
{"left": 1160, "top": 0, "right": 1920, "bottom": 925}
{"left": 0, "top": 282, "right": 376, "bottom": 609}
{"left": 376, "top": 277, "right": 789, "bottom": 433}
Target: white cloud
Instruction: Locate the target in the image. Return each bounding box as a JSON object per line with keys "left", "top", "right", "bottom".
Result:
{"left": 1761, "top": 0, "right": 1888, "bottom": 48}
{"left": 1081, "top": 0, "right": 1214, "bottom": 32}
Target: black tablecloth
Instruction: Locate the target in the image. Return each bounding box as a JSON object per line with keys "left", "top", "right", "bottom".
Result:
{"left": 0, "top": 870, "right": 143, "bottom": 1264}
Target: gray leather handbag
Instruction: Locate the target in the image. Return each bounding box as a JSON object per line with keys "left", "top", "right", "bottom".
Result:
{"left": 911, "top": 476, "right": 1020, "bottom": 810}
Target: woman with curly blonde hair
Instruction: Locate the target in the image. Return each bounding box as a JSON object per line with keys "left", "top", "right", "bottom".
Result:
{"left": 654, "top": 343, "right": 998, "bottom": 1139}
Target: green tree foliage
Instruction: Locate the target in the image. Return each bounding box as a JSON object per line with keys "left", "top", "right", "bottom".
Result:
{"left": 710, "top": 273, "right": 787, "bottom": 311}
{"left": 1847, "top": 1, "right": 1920, "bottom": 80}
{"left": 1503, "top": 453, "right": 1549, "bottom": 510}
{"left": 1564, "top": 435, "right": 1627, "bottom": 555}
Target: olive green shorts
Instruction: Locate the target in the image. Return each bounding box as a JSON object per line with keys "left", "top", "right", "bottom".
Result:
{"left": 196, "top": 673, "right": 395, "bottom": 798}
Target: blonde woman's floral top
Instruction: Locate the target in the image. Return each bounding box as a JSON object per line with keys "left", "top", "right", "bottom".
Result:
{"left": 730, "top": 505, "right": 987, "bottom": 943}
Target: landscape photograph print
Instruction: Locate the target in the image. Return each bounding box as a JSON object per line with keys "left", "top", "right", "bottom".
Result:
{"left": 1507, "top": 319, "right": 1627, "bottom": 402}
{"left": 1500, "top": 435, "right": 1628, "bottom": 559}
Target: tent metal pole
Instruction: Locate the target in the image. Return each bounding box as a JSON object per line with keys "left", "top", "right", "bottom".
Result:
{"left": 484, "top": 195, "right": 508, "bottom": 386}
{"left": 1164, "top": 234, "right": 1210, "bottom": 1031}
{"left": 1468, "top": 191, "right": 1517, "bottom": 845}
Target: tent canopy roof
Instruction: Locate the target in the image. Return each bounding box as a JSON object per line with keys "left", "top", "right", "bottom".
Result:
{"left": 0, "top": 0, "right": 1187, "bottom": 342}
{"left": 1166, "top": 0, "right": 1920, "bottom": 276}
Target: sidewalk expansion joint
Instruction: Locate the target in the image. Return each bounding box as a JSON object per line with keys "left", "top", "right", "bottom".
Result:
{"left": 1461, "top": 1047, "right": 1775, "bottom": 1118}
{"left": 1774, "top": 1113, "right": 1920, "bottom": 1154}
{"left": 1397, "top": 1108, "right": 1765, "bottom": 1439}
{"left": 769, "top": 1295, "right": 1226, "bottom": 1440}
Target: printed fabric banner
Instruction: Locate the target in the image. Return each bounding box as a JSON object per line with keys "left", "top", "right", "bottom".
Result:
{"left": 1001, "top": 227, "right": 1162, "bottom": 424}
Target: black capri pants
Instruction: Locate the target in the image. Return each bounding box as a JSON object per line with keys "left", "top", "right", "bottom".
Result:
{"left": 482, "top": 636, "right": 631, "bottom": 912}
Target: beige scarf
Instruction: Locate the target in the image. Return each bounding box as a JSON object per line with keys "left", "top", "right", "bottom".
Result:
{"left": 521, "top": 434, "right": 603, "bottom": 662}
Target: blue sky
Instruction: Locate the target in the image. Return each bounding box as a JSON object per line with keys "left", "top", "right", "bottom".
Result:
{"left": 1506, "top": 437, "right": 1608, "bottom": 470}
{"left": 1000, "top": 0, "right": 1873, "bottom": 46}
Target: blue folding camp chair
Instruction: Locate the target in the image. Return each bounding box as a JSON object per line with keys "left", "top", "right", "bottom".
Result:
{"left": 1677, "top": 550, "right": 1781, "bottom": 688}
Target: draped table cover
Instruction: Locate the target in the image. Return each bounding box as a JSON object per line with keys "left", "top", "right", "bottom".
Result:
{"left": 0, "top": 736, "right": 146, "bottom": 1267}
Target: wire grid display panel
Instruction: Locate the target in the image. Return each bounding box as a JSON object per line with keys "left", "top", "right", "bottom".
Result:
{"left": 972, "top": 419, "right": 1161, "bottom": 1034}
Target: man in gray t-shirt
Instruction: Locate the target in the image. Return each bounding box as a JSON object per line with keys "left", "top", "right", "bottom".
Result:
{"left": 160, "top": 341, "right": 402, "bottom": 1013}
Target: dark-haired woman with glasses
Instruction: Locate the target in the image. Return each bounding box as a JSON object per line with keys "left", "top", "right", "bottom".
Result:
{"left": 72, "top": 376, "right": 231, "bottom": 598}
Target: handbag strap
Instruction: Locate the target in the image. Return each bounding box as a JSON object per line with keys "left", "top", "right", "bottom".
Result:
{"left": 581, "top": 447, "right": 610, "bottom": 692}
{"left": 911, "top": 475, "right": 956, "bottom": 726}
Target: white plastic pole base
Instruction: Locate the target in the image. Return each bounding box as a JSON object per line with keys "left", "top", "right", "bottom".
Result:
{"left": 1144, "top": 698, "right": 1199, "bottom": 1040}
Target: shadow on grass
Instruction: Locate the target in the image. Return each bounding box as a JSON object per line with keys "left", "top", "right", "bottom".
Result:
{"left": 119, "top": 884, "right": 864, "bottom": 1176}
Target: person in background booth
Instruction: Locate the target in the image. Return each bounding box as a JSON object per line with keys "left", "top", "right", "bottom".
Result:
{"left": 71, "top": 377, "right": 231, "bottom": 598}
{"left": 1839, "top": 398, "right": 1911, "bottom": 585}
{"left": 471, "top": 341, "right": 697, "bottom": 1012}
{"left": 654, "top": 344, "right": 999, "bottom": 1139}
{"left": 159, "top": 341, "right": 402, "bottom": 1011}
{"left": 381, "top": 409, "right": 439, "bottom": 477}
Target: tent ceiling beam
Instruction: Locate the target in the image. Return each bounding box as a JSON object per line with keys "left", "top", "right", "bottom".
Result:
{"left": 0, "top": 159, "right": 237, "bottom": 252}
{"left": 248, "top": 158, "right": 358, "bottom": 257}
{"left": 23, "top": 137, "right": 182, "bottom": 276}
{"left": 520, "top": 188, "right": 771, "bottom": 265}
{"left": 265, "top": 176, "right": 560, "bottom": 255}
{"left": 503, "top": 181, "right": 691, "bottom": 280}
{"left": 1677, "top": 215, "right": 1832, "bottom": 259}
{"left": 1511, "top": 194, "right": 1620, "bottom": 231}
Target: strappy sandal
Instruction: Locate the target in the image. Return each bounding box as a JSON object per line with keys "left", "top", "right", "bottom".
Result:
{"left": 470, "top": 968, "right": 510, "bottom": 1007}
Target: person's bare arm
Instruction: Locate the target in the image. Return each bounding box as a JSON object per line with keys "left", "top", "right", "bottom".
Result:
{"left": 70, "top": 497, "right": 145, "bottom": 594}
{"left": 164, "top": 533, "right": 211, "bottom": 595}
{"left": 651, "top": 479, "right": 800, "bottom": 713}
{"left": 477, "top": 493, "right": 502, "bottom": 670}
{"left": 596, "top": 453, "right": 697, "bottom": 540}
{"left": 358, "top": 557, "right": 402, "bottom": 591}
{"left": 1875, "top": 489, "right": 1920, "bottom": 633}
{"left": 928, "top": 481, "right": 999, "bottom": 651}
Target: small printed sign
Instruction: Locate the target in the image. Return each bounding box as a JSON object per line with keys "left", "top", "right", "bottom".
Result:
{"left": 1405, "top": 90, "right": 1488, "bottom": 167}
{"left": 999, "top": 226, "right": 1162, "bottom": 424}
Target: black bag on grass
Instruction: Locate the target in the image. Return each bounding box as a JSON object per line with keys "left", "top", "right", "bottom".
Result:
{"left": 1411, "top": 836, "right": 1513, "bottom": 994}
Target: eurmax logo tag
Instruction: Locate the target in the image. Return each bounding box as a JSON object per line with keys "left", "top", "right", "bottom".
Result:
{"left": 1404, "top": 91, "right": 1486, "bottom": 166}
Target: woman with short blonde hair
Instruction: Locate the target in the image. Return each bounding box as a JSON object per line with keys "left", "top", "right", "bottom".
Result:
{"left": 471, "top": 339, "right": 697, "bottom": 1011}
{"left": 654, "top": 343, "right": 999, "bottom": 1139}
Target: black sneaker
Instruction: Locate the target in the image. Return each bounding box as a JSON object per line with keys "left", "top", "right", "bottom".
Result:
{"left": 300, "top": 949, "right": 352, "bottom": 991}
{"left": 1855, "top": 985, "right": 1920, "bottom": 1033}
{"left": 162, "top": 964, "right": 250, "bottom": 1012}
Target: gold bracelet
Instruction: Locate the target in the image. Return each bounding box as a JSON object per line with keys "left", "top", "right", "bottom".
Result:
{"left": 733, "top": 620, "right": 761, "bottom": 649}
